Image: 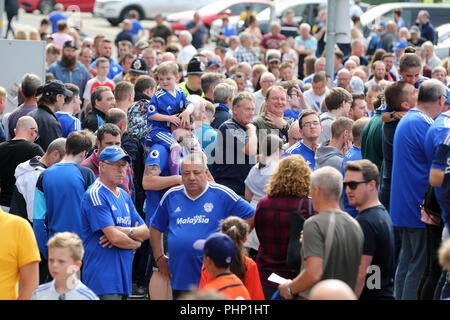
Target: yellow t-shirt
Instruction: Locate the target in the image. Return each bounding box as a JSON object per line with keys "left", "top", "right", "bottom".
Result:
{"left": 0, "top": 209, "right": 41, "bottom": 300}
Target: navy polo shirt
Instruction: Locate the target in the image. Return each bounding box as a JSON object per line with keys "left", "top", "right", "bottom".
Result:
{"left": 213, "top": 118, "right": 255, "bottom": 196}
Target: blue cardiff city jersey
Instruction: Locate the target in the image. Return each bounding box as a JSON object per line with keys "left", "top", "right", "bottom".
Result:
{"left": 390, "top": 109, "right": 433, "bottom": 228}
{"left": 148, "top": 88, "right": 191, "bottom": 131}
{"left": 80, "top": 180, "right": 145, "bottom": 296}
{"left": 282, "top": 140, "right": 315, "bottom": 170}
{"left": 55, "top": 112, "right": 81, "bottom": 138}
{"left": 150, "top": 182, "right": 255, "bottom": 291}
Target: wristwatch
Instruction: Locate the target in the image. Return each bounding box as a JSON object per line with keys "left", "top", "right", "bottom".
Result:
{"left": 286, "top": 283, "right": 298, "bottom": 298}
{"left": 390, "top": 111, "right": 396, "bottom": 120}
{"left": 129, "top": 228, "right": 134, "bottom": 237}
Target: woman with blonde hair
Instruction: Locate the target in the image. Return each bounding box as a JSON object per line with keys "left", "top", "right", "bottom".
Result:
{"left": 255, "top": 154, "right": 316, "bottom": 299}
{"left": 198, "top": 216, "right": 265, "bottom": 300}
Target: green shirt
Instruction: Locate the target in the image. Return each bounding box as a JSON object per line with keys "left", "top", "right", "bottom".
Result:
{"left": 360, "top": 108, "right": 383, "bottom": 170}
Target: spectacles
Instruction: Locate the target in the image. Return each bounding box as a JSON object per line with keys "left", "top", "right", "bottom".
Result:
{"left": 288, "top": 93, "right": 299, "bottom": 97}
{"left": 343, "top": 180, "right": 370, "bottom": 190}
{"left": 302, "top": 121, "right": 321, "bottom": 128}
{"left": 103, "top": 161, "right": 128, "bottom": 170}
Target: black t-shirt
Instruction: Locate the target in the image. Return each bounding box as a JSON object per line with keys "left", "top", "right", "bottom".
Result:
{"left": 150, "top": 25, "right": 172, "bottom": 43}
{"left": 0, "top": 139, "right": 44, "bottom": 206}
{"left": 356, "top": 205, "right": 395, "bottom": 300}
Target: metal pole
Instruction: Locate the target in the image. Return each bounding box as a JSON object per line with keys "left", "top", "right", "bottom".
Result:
{"left": 0, "top": 0, "right": 5, "bottom": 39}
{"left": 325, "top": 0, "right": 336, "bottom": 80}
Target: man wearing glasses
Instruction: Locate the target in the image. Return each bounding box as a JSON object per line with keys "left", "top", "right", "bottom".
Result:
{"left": 81, "top": 123, "right": 134, "bottom": 198}
{"left": 344, "top": 159, "right": 395, "bottom": 300}
{"left": 283, "top": 110, "right": 322, "bottom": 170}
{"left": 81, "top": 146, "right": 149, "bottom": 300}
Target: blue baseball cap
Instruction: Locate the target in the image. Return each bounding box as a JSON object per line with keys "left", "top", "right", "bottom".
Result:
{"left": 99, "top": 146, "right": 131, "bottom": 164}
{"left": 194, "top": 232, "right": 236, "bottom": 265}
{"left": 207, "top": 59, "right": 219, "bottom": 68}
{"left": 378, "top": 20, "right": 386, "bottom": 28}
{"left": 393, "top": 40, "right": 407, "bottom": 51}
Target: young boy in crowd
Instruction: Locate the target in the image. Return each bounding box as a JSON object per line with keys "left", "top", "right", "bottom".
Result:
{"left": 83, "top": 57, "right": 115, "bottom": 106}
{"left": 31, "top": 232, "right": 98, "bottom": 300}
{"left": 55, "top": 83, "right": 82, "bottom": 138}
{"left": 146, "top": 61, "right": 194, "bottom": 175}
{"left": 194, "top": 232, "right": 251, "bottom": 300}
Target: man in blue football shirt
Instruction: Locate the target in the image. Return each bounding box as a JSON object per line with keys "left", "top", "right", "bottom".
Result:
{"left": 149, "top": 152, "right": 255, "bottom": 299}
{"left": 283, "top": 109, "right": 322, "bottom": 170}
{"left": 34, "top": 130, "right": 96, "bottom": 260}
{"left": 81, "top": 146, "right": 149, "bottom": 300}
{"left": 55, "top": 83, "right": 82, "bottom": 138}
{"left": 390, "top": 79, "right": 446, "bottom": 300}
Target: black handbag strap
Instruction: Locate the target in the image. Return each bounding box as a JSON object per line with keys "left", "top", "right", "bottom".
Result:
{"left": 296, "top": 196, "right": 312, "bottom": 219}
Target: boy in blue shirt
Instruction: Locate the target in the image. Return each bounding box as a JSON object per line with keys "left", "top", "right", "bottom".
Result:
{"left": 55, "top": 83, "right": 82, "bottom": 138}
{"left": 147, "top": 61, "right": 195, "bottom": 175}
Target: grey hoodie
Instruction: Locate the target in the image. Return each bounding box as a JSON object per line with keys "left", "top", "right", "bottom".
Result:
{"left": 318, "top": 112, "right": 336, "bottom": 145}
{"left": 314, "top": 141, "right": 344, "bottom": 171}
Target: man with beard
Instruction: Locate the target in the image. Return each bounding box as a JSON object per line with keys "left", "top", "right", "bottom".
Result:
{"left": 47, "top": 40, "right": 90, "bottom": 100}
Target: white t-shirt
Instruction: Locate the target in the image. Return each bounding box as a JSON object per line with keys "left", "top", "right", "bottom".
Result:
{"left": 303, "top": 87, "right": 329, "bottom": 112}
{"left": 177, "top": 44, "right": 198, "bottom": 68}
{"left": 31, "top": 280, "right": 99, "bottom": 300}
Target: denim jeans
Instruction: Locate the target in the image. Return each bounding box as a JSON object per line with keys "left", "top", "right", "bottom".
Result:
{"left": 394, "top": 227, "right": 427, "bottom": 300}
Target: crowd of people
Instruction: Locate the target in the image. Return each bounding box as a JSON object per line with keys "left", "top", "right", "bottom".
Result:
{"left": 2, "top": 2, "right": 450, "bottom": 301}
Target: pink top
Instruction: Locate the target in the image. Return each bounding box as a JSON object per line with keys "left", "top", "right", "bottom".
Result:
{"left": 52, "top": 33, "right": 74, "bottom": 49}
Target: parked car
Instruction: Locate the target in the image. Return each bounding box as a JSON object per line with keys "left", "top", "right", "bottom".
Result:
{"left": 167, "top": 0, "right": 272, "bottom": 35}
{"left": 435, "top": 23, "right": 450, "bottom": 60}
{"left": 360, "top": 2, "right": 450, "bottom": 40}
{"left": 210, "top": 0, "right": 370, "bottom": 41}
{"left": 19, "top": 0, "right": 95, "bottom": 14}
{"left": 94, "top": 0, "right": 216, "bottom": 26}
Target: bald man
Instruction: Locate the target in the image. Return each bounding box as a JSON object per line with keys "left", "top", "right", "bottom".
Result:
{"left": 0, "top": 116, "right": 44, "bottom": 211}
{"left": 309, "top": 279, "right": 357, "bottom": 300}
{"left": 336, "top": 69, "right": 351, "bottom": 90}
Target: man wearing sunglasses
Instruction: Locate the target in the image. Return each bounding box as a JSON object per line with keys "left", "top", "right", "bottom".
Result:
{"left": 344, "top": 159, "right": 395, "bottom": 300}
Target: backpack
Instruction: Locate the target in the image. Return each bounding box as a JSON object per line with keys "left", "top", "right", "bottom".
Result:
{"left": 127, "top": 99, "right": 152, "bottom": 141}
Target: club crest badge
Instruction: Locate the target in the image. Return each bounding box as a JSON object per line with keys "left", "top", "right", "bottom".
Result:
{"left": 204, "top": 203, "right": 213, "bottom": 213}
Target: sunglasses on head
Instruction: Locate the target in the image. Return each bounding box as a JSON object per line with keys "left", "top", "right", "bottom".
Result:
{"left": 343, "top": 180, "right": 370, "bottom": 190}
